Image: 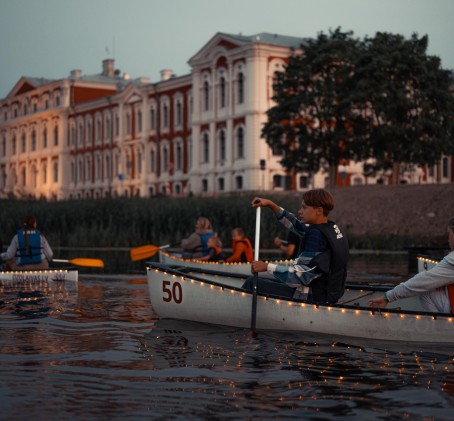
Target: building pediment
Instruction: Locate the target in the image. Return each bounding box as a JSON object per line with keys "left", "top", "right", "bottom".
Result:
{"left": 6, "top": 76, "right": 55, "bottom": 99}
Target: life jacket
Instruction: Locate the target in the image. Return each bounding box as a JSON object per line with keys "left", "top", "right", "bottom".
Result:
{"left": 303, "top": 222, "right": 349, "bottom": 304}
{"left": 17, "top": 228, "right": 42, "bottom": 265}
{"left": 197, "top": 232, "right": 214, "bottom": 256}
{"left": 208, "top": 246, "right": 223, "bottom": 262}
{"left": 237, "top": 238, "right": 254, "bottom": 263}
{"left": 448, "top": 284, "right": 454, "bottom": 314}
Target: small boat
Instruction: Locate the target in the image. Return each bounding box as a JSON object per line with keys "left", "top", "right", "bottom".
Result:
{"left": 159, "top": 249, "right": 290, "bottom": 275}
{"left": 0, "top": 268, "right": 78, "bottom": 283}
{"left": 417, "top": 255, "right": 439, "bottom": 272}
{"left": 146, "top": 263, "right": 454, "bottom": 344}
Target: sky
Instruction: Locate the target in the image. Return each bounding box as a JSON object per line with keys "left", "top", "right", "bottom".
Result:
{"left": 1, "top": 0, "right": 454, "bottom": 99}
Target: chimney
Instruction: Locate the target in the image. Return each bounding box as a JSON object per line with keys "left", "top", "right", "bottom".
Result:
{"left": 70, "top": 69, "right": 82, "bottom": 78}
{"left": 160, "top": 69, "right": 174, "bottom": 81}
{"left": 102, "top": 59, "right": 115, "bottom": 77}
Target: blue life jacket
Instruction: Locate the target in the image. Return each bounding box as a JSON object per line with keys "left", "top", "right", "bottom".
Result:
{"left": 17, "top": 229, "right": 42, "bottom": 265}
{"left": 198, "top": 232, "right": 214, "bottom": 255}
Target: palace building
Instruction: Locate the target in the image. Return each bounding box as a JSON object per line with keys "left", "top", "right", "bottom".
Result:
{"left": 0, "top": 32, "right": 452, "bottom": 200}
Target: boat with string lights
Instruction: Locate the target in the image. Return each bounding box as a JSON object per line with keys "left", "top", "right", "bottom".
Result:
{"left": 146, "top": 262, "right": 454, "bottom": 344}
{"left": 0, "top": 268, "right": 78, "bottom": 283}
{"left": 158, "top": 249, "right": 288, "bottom": 275}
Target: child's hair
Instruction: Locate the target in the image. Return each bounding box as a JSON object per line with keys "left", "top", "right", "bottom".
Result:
{"left": 208, "top": 235, "right": 222, "bottom": 248}
{"left": 23, "top": 215, "right": 37, "bottom": 230}
{"left": 232, "top": 227, "right": 245, "bottom": 237}
{"left": 302, "top": 189, "right": 334, "bottom": 216}
{"left": 197, "top": 217, "right": 212, "bottom": 230}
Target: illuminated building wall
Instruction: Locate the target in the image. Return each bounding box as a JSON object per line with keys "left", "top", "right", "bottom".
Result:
{"left": 0, "top": 33, "right": 452, "bottom": 200}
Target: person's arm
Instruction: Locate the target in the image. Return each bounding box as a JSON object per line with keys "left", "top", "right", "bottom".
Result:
{"left": 41, "top": 235, "right": 53, "bottom": 261}
{"left": 251, "top": 197, "right": 281, "bottom": 214}
{"left": 369, "top": 253, "right": 454, "bottom": 308}
{"left": 274, "top": 236, "right": 295, "bottom": 258}
{"left": 181, "top": 233, "right": 200, "bottom": 251}
{"left": 226, "top": 242, "right": 246, "bottom": 263}
{"left": 1, "top": 236, "right": 19, "bottom": 261}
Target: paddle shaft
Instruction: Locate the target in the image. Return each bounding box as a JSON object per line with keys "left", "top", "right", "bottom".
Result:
{"left": 251, "top": 207, "right": 261, "bottom": 332}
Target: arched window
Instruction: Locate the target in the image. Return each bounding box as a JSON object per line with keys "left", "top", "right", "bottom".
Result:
{"left": 150, "top": 150, "right": 155, "bottom": 173}
{"left": 219, "top": 130, "right": 226, "bottom": 161}
{"left": 236, "top": 127, "right": 244, "bottom": 158}
{"left": 43, "top": 127, "right": 47, "bottom": 148}
{"left": 126, "top": 113, "right": 131, "bottom": 134}
{"left": 42, "top": 164, "right": 47, "bottom": 184}
{"left": 31, "top": 129, "right": 36, "bottom": 151}
{"left": 202, "top": 178, "right": 208, "bottom": 192}
{"left": 12, "top": 135, "right": 17, "bottom": 154}
{"left": 203, "top": 81, "right": 209, "bottom": 111}
{"left": 21, "top": 132, "right": 26, "bottom": 153}
{"left": 163, "top": 146, "right": 169, "bottom": 172}
{"left": 163, "top": 104, "right": 169, "bottom": 128}
{"left": 71, "top": 161, "right": 75, "bottom": 183}
{"left": 218, "top": 177, "right": 225, "bottom": 191}
{"left": 220, "top": 77, "right": 226, "bottom": 108}
{"left": 105, "top": 155, "right": 111, "bottom": 179}
{"left": 137, "top": 111, "right": 142, "bottom": 132}
{"left": 237, "top": 72, "right": 244, "bottom": 104}
{"left": 176, "top": 144, "right": 182, "bottom": 171}
{"left": 176, "top": 101, "right": 182, "bottom": 126}
{"left": 54, "top": 125, "right": 58, "bottom": 146}
{"left": 150, "top": 108, "right": 155, "bottom": 130}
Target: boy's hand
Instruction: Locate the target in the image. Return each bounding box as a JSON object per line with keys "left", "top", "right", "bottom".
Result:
{"left": 251, "top": 260, "right": 268, "bottom": 273}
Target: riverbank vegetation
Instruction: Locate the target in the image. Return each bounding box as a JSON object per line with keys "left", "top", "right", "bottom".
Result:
{"left": 1, "top": 186, "right": 449, "bottom": 251}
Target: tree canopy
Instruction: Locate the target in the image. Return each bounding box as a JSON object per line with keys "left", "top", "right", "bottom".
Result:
{"left": 262, "top": 28, "right": 454, "bottom": 187}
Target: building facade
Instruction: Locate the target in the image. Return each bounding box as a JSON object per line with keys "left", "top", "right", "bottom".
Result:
{"left": 0, "top": 32, "right": 452, "bottom": 200}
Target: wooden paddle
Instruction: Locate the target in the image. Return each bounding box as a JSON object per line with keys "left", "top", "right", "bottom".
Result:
{"left": 251, "top": 206, "right": 261, "bottom": 332}
{"left": 53, "top": 258, "right": 105, "bottom": 268}
{"left": 129, "top": 243, "right": 171, "bottom": 261}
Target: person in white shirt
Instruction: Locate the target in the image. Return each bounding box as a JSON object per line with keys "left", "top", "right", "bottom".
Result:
{"left": 368, "top": 216, "right": 454, "bottom": 313}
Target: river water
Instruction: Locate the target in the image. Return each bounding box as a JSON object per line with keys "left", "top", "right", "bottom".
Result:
{"left": 0, "top": 252, "right": 453, "bottom": 420}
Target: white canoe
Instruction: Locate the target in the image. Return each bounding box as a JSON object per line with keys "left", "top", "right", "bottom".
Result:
{"left": 417, "top": 255, "right": 439, "bottom": 272}
{"left": 0, "top": 268, "right": 78, "bottom": 283}
{"left": 159, "top": 249, "right": 290, "bottom": 275}
{"left": 146, "top": 263, "right": 454, "bottom": 344}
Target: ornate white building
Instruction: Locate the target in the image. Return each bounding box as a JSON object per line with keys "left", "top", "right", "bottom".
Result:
{"left": 0, "top": 32, "right": 452, "bottom": 200}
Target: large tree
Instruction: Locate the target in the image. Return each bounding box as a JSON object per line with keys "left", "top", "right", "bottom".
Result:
{"left": 262, "top": 28, "right": 360, "bottom": 188}
{"left": 263, "top": 29, "right": 454, "bottom": 187}
{"left": 351, "top": 32, "right": 454, "bottom": 183}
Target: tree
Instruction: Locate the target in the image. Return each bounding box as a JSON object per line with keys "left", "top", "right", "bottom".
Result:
{"left": 351, "top": 32, "right": 454, "bottom": 183}
{"left": 262, "top": 28, "right": 360, "bottom": 188}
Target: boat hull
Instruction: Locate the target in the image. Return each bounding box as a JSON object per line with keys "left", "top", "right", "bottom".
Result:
{"left": 146, "top": 264, "right": 454, "bottom": 343}
{"left": 0, "top": 268, "right": 78, "bottom": 283}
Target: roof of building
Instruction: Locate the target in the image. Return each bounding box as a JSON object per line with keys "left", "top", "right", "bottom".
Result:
{"left": 220, "top": 32, "right": 309, "bottom": 48}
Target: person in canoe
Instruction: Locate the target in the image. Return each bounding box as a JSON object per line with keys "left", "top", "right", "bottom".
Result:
{"left": 1, "top": 215, "right": 54, "bottom": 271}
{"left": 243, "top": 188, "right": 349, "bottom": 304}
{"left": 197, "top": 234, "right": 223, "bottom": 262}
{"left": 368, "top": 216, "right": 454, "bottom": 313}
{"left": 274, "top": 229, "right": 301, "bottom": 259}
{"left": 220, "top": 227, "right": 254, "bottom": 263}
{"left": 181, "top": 217, "right": 215, "bottom": 259}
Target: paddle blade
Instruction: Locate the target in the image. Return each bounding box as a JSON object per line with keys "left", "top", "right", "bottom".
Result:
{"left": 68, "top": 258, "right": 105, "bottom": 268}
{"left": 130, "top": 244, "right": 160, "bottom": 261}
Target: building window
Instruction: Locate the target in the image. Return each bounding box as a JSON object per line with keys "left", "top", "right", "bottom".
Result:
{"left": 71, "top": 162, "right": 75, "bottom": 183}
{"left": 163, "top": 146, "right": 169, "bottom": 172}
{"left": 12, "top": 135, "right": 17, "bottom": 154}
{"left": 238, "top": 72, "right": 244, "bottom": 104}
{"left": 53, "top": 162, "right": 58, "bottom": 183}
{"left": 236, "top": 127, "right": 244, "bottom": 158}
{"left": 42, "top": 164, "right": 47, "bottom": 184}
{"left": 163, "top": 104, "right": 169, "bottom": 128}
{"left": 235, "top": 175, "right": 243, "bottom": 190}
{"left": 219, "top": 130, "right": 226, "bottom": 161}
{"left": 105, "top": 155, "right": 111, "bottom": 179}
{"left": 137, "top": 111, "right": 142, "bottom": 132}
{"left": 126, "top": 113, "right": 131, "bottom": 134}
{"left": 202, "top": 133, "right": 209, "bottom": 163}
{"left": 1, "top": 135, "right": 5, "bottom": 156}
{"left": 176, "top": 144, "right": 182, "bottom": 171}
{"left": 150, "top": 150, "right": 155, "bottom": 173}
{"left": 96, "top": 118, "right": 102, "bottom": 142}
{"left": 442, "top": 157, "right": 449, "bottom": 178}
{"left": 53, "top": 125, "right": 58, "bottom": 146}
{"left": 31, "top": 129, "right": 36, "bottom": 151}
{"left": 21, "top": 133, "right": 26, "bottom": 153}
{"left": 202, "top": 178, "right": 208, "bottom": 192}
{"left": 220, "top": 77, "right": 226, "bottom": 108}
{"left": 218, "top": 177, "right": 225, "bottom": 191}
{"left": 203, "top": 81, "right": 209, "bottom": 111}
{"left": 150, "top": 108, "right": 155, "bottom": 130}
{"left": 115, "top": 115, "right": 119, "bottom": 136}
{"left": 106, "top": 117, "right": 111, "bottom": 140}
{"left": 176, "top": 101, "right": 182, "bottom": 127}
{"left": 299, "top": 176, "right": 309, "bottom": 189}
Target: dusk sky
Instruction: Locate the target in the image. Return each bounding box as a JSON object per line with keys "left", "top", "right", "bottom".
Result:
{"left": 1, "top": 0, "right": 453, "bottom": 99}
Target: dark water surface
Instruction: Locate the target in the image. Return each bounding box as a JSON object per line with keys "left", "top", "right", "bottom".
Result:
{"left": 1, "top": 253, "right": 453, "bottom": 420}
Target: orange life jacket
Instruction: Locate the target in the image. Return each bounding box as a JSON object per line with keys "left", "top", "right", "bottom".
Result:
{"left": 448, "top": 284, "right": 454, "bottom": 314}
